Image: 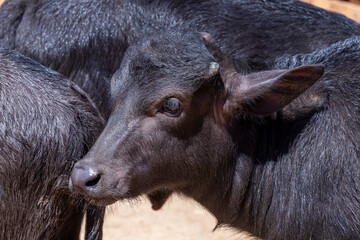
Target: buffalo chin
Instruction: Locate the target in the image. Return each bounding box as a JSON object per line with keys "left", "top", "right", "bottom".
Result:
{"left": 82, "top": 196, "right": 118, "bottom": 207}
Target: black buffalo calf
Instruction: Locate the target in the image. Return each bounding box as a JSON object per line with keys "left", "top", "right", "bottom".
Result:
{"left": 0, "top": 49, "right": 105, "bottom": 240}
{"left": 71, "top": 32, "right": 360, "bottom": 239}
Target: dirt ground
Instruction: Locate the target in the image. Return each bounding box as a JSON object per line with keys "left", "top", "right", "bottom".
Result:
{"left": 82, "top": 195, "right": 254, "bottom": 240}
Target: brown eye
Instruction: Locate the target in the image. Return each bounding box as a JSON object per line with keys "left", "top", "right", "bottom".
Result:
{"left": 162, "top": 98, "right": 181, "bottom": 116}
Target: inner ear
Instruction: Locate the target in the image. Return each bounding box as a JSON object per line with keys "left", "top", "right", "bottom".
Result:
{"left": 281, "top": 90, "right": 327, "bottom": 120}
{"left": 224, "top": 65, "right": 325, "bottom": 117}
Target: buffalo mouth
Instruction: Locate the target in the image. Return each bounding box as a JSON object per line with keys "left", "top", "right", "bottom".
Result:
{"left": 69, "top": 167, "right": 174, "bottom": 208}
{"left": 147, "top": 188, "right": 173, "bottom": 210}
{"left": 78, "top": 188, "right": 173, "bottom": 208}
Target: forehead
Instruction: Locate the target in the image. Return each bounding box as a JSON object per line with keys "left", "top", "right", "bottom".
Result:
{"left": 111, "top": 31, "right": 216, "bottom": 104}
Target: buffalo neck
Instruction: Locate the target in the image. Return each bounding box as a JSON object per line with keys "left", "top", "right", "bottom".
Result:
{"left": 181, "top": 113, "right": 321, "bottom": 238}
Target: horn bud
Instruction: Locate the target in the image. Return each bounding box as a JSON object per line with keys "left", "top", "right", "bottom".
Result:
{"left": 208, "top": 62, "right": 219, "bottom": 78}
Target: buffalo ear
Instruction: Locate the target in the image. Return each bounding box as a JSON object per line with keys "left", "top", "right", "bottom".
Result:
{"left": 223, "top": 65, "right": 325, "bottom": 117}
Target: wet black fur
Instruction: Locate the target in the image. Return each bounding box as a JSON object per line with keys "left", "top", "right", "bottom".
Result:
{"left": 1, "top": 0, "right": 360, "bottom": 117}
{"left": 0, "top": 49, "right": 105, "bottom": 240}
{"left": 228, "top": 37, "right": 360, "bottom": 239}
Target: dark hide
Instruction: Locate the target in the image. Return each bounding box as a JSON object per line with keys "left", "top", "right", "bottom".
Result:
{"left": 0, "top": 0, "right": 360, "bottom": 118}
{"left": 0, "top": 49, "right": 105, "bottom": 240}
{"left": 71, "top": 32, "right": 360, "bottom": 239}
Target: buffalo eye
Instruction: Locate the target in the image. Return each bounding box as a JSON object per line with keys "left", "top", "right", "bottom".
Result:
{"left": 161, "top": 98, "right": 182, "bottom": 117}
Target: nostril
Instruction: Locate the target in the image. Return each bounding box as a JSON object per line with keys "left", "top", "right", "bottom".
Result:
{"left": 70, "top": 166, "right": 102, "bottom": 193}
{"left": 85, "top": 174, "right": 101, "bottom": 187}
